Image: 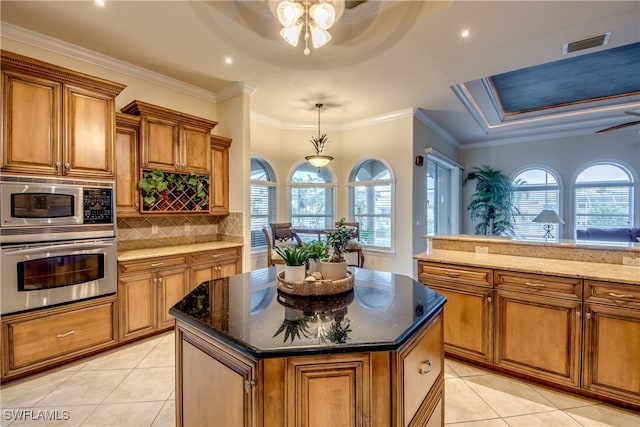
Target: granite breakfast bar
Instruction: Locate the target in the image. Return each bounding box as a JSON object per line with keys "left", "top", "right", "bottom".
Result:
{"left": 170, "top": 267, "right": 446, "bottom": 426}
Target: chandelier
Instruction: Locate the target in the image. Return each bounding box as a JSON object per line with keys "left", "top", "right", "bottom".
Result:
{"left": 274, "top": 0, "right": 345, "bottom": 55}
{"left": 305, "top": 103, "right": 333, "bottom": 168}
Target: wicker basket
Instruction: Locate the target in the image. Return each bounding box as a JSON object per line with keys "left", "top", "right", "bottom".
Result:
{"left": 276, "top": 270, "right": 354, "bottom": 297}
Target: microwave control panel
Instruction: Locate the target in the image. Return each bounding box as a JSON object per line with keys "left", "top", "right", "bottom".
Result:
{"left": 83, "top": 188, "right": 113, "bottom": 224}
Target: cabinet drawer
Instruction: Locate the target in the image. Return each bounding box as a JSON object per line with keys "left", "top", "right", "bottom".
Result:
{"left": 418, "top": 262, "right": 492, "bottom": 288}
{"left": 402, "top": 314, "right": 443, "bottom": 426}
{"left": 494, "top": 271, "right": 582, "bottom": 300}
{"left": 190, "top": 247, "right": 240, "bottom": 265}
{"left": 7, "top": 300, "right": 115, "bottom": 370}
{"left": 119, "top": 255, "right": 188, "bottom": 274}
{"left": 585, "top": 281, "right": 640, "bottom": 309}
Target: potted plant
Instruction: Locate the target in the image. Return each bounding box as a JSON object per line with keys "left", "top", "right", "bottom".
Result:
{"left": 319, "top": 218, "right": 352, "bottom": 280}
{"left": 273, "top": 245, "right": 309, "bottom": 282}
{"left": 303, "top": 240, "right": 330, "bottom": 274}
{"left": 464, "top": 165, "right": 519, "bottom": 236}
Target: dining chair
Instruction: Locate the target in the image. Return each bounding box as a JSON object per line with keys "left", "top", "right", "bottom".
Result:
{"left": 344, "top": 222, "right": 364, "bottom": 268}
{"left": 263, "top": 223, "right": 302, "bottom": 267}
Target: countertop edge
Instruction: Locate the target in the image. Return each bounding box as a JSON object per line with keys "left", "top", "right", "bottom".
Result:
{"left": 118, "top": 241, "right": 243, "bottom": 262}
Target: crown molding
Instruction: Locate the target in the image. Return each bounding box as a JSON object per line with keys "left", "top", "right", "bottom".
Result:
{"left": 216, "top": 82, "right": 257, "bottom": 103}
{"left": 1, "top": 22, "right": 217, "bottom": 102}
{"left": 413, "top": 108, "right": 460, "bottom": 148}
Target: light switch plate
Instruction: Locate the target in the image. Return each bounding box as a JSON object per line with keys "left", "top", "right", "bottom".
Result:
{"left": 475, "top": 246, "right": 489, "bottom": 254}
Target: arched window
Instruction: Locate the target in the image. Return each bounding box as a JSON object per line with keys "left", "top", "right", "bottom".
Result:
{"left": 289, "top": 163, "right": 336, "bottom": 228}
{"left": 512, "top": 167, "right": 561, "bottom": 241}
{"left": 575, "top": 162, "right": 634, "bottom": 230}
{"left": 348, "top": 159, "right": 393, "bottom": 249}
{"left": 250, "top": 158, "right": 277, "bottom": 249}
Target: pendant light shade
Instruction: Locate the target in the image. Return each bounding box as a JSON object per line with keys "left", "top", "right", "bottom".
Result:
{"left": 306, "top": 103, "right": 333, "bottom": 168}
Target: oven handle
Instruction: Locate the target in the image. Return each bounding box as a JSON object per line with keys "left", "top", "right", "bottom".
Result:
{"left": 4, "top": 241, "right": 114, "bottom": 255}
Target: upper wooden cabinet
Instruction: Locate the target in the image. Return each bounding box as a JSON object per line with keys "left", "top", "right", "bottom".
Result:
{"left": 115, "top": 113, "right": 141, "bottom": 216}
{"left": 121, "top": 100, "right": 217, "bottom": 175}
{"left": 1, "top": 50, "right": 125, "bottom": 179}
{"left": 210, "top": 135, "right": 231, "bottom": 215}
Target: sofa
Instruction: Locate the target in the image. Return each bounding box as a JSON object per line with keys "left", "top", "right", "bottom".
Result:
{"left": 576, "top": 227, "right": 640, "bottom": 242}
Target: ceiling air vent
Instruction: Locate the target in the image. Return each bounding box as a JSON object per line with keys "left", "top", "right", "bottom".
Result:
{"left": 563, "top": 32, "right": 611, "bottom": 55}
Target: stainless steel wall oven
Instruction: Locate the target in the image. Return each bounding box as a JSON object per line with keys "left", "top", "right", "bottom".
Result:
{"left": 0, "top": 176, "right": 117, "bottom": 315}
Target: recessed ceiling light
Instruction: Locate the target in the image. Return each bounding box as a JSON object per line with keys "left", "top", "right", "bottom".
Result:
{"left": 225, "top": 57, "right": 233, "bottom": 65}
{"left": 95, "top": 0, "right": 105, "bottom": 7}
{"left": 461, "top": 29, "right": 470, "bottom": 39}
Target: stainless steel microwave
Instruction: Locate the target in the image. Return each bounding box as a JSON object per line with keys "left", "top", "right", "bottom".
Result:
{"left": 0, "top": 176, "right": 115, "bottom": 243}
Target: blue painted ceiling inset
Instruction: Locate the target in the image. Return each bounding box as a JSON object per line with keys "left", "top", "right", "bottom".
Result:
{"left": 489, "top": 42, "right": 640, "bottom": 115}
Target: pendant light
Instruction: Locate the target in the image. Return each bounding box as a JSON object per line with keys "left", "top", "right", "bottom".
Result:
{"left": 305, "top": 103, "right": 333, "bottom": 168}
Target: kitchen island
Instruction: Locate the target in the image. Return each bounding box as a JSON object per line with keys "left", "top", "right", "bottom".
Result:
{"left": 170, "top": 267, "right": 446, "bottom": 427}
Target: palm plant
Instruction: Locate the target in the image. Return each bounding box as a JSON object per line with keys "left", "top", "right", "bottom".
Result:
{"left": 273, "top": 245, "right": 310, "bottom": 266}
{"left": 464, "top": 165, "right": 519, "bottom": 236}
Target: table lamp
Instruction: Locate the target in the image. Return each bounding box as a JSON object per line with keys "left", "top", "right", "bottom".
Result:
{"left": 532, "top": 209, "right": 564, "bottom": 241}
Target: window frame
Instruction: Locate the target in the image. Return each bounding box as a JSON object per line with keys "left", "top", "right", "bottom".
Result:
{"left": 511, "top": 166, "right": 562, "bottom": 242}
{"left": 573, "top": 161, "right": 635, "bottom": 232}
{"left": 347, "top": 157, "right": 395, "bottom": 251}
{"left": 287, "top": 161, "right": 337, "bottom": 229}
{"left": 250, "top": 157, "right": 278, "bottom": 250}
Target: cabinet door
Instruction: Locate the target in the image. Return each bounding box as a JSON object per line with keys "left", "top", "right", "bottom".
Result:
{"left": 115, "top": 113, "right": 140, "bottom": 216}
{"left": 63, "top": 85, "right": 115, "bottom": 178}
{"left": 286, "top": 353, "right": 371, "bottom": 427}
{"left": 179, "top": 336, "right": 256, "bottom": 427}
{"left": 157, "top": 266, "right": 189, "bottom": 329}
{"left": 191, "top": 263, "right": 216, "bottom": 291}
{"left": 181, "top": 124, "right": 211, "bottom": 174}
{"left": 118, "top": 272, "right": 156, "bottom": 341}
{"left": 210, "top": 136, "right": 231, "bottom": 215}
{"left": 2, "top": 71, "right": 62, "bottom": 175}
{"left": 140, "top": 116, "right": 179, "bottom": 171}
{"left": 583, "top": 303, "right": 640, "bottom": 406}
{"left": 425, "top": 283, "right": 493, "bottom": 364}
{"left": 494, "top": 290, "right": 582, "bottom": 388}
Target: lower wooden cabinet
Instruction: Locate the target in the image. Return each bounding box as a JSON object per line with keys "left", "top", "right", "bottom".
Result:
{"left": 118, "top": 255, "right": 189, "bottom": 341}
{"left": 175, "top": 312, "right": 444, "bottom": 427}
{"left": 582, "top": 281, "right": 640, "bottom": 407}
{"left": 418, "top": 262, "right": 493, "bottom": 364}
{"left": 118, "top": 247, "right": 241, "bottom": 342}
{"left": 493, "top": 271, "right": 583, "bottom": 389}
{"left": 417, "top": 260, "right": 640, "bottom": 410}
{"left": 1, "top": 295, "right": 117, "bottom": 382}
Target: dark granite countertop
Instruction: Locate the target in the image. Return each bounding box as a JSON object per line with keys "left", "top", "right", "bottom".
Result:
{"left": 170, "top": 267, "right": 446, "bottom": 358}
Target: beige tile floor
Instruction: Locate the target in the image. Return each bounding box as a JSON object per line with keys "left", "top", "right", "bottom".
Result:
{"left": 1, "top": 331, "right": 639, "bottom": 426}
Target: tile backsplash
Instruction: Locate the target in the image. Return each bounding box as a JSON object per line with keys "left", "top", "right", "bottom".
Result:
{"left": 117, "top": 212, "right": 242, "bottom": 250}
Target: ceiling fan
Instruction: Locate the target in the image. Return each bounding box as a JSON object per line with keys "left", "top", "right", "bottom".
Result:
{"left": 596, "top": 110, "right": 640, "bottom": 133}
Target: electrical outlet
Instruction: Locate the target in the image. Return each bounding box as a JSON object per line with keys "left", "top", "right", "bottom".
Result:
{"left": 622, "top": 256, "right": 640, "bottom": 266}
{"left": 184, "top": 223, "right": 191, "bottom": 232}
{"left": 151, "top": 225, "right": 158, "bottom": 235}
{"left": 475, "top": 246, "right": 489, "bottom": 254}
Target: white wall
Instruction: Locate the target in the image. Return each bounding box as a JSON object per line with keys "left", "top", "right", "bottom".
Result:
{"left": 459, "top": 129, "right": 640, "bottom": 238}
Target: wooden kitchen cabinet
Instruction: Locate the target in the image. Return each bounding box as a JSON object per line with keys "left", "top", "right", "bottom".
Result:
{"left": 417, "top": 261, "right": 494, "bottom": 364}
{"left": 189, "top": 247, "right": 242, "bottom": 292}
{"left": 115, "top": 113, "right": 141, "bottom": 216}
{"left": 1, "top": 295, "right": 117, "bottom": 382}
{"left": 582, "top": 280, "right": 640, "bottom": 406}
{"left": 118, "top": 255, "right": 189, "bottom": 341}
{"left": 210, "top": 135, "right": 232, "bottom": 215}
{"left": 121, "top": 100, "right": 217, "bottom": 175}
{"left": 1, "top": 50, "right": 125, "bottom": 179}
{"left": 494, "top": 271, "right": 583, "bottom": 389}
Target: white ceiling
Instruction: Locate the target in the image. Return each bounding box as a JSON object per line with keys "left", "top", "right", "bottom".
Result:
{"left": 1, "top": 0, "right": 639, "bottom": 144}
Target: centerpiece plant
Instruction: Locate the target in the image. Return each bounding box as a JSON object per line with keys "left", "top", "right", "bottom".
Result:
{"left": 320, "top": 218, "right": 352, "bottom": 280}
{"left": 273, "top": 245, "right": 310, "bottom": 282}
{"left": 302, "top": 240, "right": 330, "bottom": 273}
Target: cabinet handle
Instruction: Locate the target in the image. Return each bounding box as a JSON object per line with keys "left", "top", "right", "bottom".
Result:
{"left": 153, "top": 278, "right": 158, "bottom": 284}
{"left": 608, "top": 292, "right": 634, "bottom": 299}
{"left": 418, "top": 360, "right": 433, "bottom": 375}
{"left": 487, "top": 296, "right": 492, "bottom": 303}
{"left": 244, "top": 380, "right": 256, "bottom": 393}
{"left": 55, "top": 161, "right": 61, "bottom": 169}
{"left": 64, "top": 162, "right": 70, "bottom": 169}
{"left": 56, "top": 330, "right": 76, "bottom": 338}
{"left": 158, "top": 277, "right": 163, "bottom": 283}
{"left": 212, "top": 254, "right": 222, "bottom": 258}
{"left": 576, "top": 311, "right": 581, "bottom": 318}
{"left": 151, "top": 262, "right": 164, "bottom": 267}
{"left": 444, "top": 271, "right": 460, "bottom": 277}
{"left": 526, "top": 282, "right": 546, "bottom": 288}
{"left": 586, "top": 312, "right": 592, "bottom": 319}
